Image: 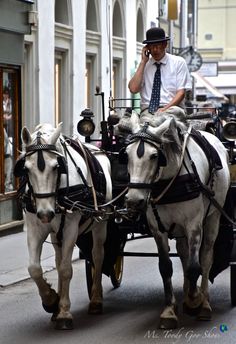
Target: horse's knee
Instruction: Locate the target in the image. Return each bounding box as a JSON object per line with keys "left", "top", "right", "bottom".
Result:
{"left": 59, "top": 264, "right": 73, "bottom": 280}
{"left": 28, "top": 264, "right": 43, "bottom": 280}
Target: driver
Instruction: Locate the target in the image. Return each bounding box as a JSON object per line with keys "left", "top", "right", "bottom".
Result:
{"left": 128, "top": 27, "right": 192, "bottom": 114}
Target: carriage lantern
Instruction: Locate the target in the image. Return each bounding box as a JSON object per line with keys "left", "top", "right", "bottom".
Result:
{"left": 77, "top": 108, "right": 95, "bottom": 142}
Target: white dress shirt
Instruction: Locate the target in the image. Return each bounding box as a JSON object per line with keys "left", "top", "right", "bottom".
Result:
{"left": 140, "top": 53, "right": 192, "bottom": 110}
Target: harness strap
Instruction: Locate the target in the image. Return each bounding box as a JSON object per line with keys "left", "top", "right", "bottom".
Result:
{"left": 62, "top": 141, "right": 89, "bottom": 188}
{"left": 151, "top": 125, "right": 192, "bottom": 204}
{"left": 185, "top": 146, "right": 236, "bottom": 226}
{"left": 75, "top": 139, "right": 98, "bottom": 211}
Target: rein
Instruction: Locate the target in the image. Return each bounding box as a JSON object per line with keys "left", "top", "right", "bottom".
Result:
{"left": 151, "top": 125, "right": 192, "bottom": 203}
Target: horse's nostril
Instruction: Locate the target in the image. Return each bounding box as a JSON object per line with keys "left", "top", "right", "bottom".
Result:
{"left": 126, "top": 197, "right": 145, "bottom": 210}
{"left": 37, "top": 210, "right": 55, "bottom": 223}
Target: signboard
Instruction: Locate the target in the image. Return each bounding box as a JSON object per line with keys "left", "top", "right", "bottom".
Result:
{"left": 159, "top": 0, "right": 178, "bottom": 20}
{"left": 198, "top": 62, "right": 218, "bottom": 77}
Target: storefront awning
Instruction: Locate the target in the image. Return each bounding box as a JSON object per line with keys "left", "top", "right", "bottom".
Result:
{"left": 191, "top": 71, "right": 229, "bottom": 102}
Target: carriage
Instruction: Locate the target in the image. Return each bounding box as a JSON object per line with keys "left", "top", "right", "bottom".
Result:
{"left": 77, "top": 95, "right": 236, "bottom": 310}
{"left": 14, "top": 92, "right": 236, "bottom": 330}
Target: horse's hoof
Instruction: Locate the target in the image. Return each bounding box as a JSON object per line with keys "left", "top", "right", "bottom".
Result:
{"left": 55, "top": 318, "right": 73, "bottom": 330}
{"left": 88, "top": 302, "right": 103, "bottom": 314}
{"left": 197, "top": 306, "right": 212, "bottom": 321}
{"left": 159, "top": 317, "right": 178, "bottom": 330}
{"left": 183, "top": 302, "right": 202, "bottom": 316}
{"left": 42, "top": 294, "right": 59, "bottom": 314}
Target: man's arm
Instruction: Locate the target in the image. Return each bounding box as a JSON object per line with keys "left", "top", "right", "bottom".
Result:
{"left": 158, "top": 89, "right": 185, "bottom": 113}
{"left": 128, "top": 47, "right": 149, "bottom": 93}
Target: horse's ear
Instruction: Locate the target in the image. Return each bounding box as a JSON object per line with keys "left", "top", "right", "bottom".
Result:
{"left": 50, "top": 122, "right": 63, "bottom": 144}
{"left": 151, "top": 117, "right": 174, "bottom": 142}
{"left": 21, "top": 126, "right": 32, "bottom": 146}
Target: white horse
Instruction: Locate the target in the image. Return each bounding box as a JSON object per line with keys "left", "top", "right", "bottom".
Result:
{"left": 115, "top": 109, "right": 231, "bottom": 329}
{"left": 14, "top": 123, "right": 112, "bottom": 330}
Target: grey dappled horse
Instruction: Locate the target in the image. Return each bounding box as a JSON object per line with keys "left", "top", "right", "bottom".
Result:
{"left": 115, "top": 108, "right": 230, "bottom": 329}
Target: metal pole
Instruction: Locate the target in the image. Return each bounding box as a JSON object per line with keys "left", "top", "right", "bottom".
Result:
{"left": 193, "top": 0, "right": 198, "bottom": 50}
{"left": 180, "top": 0, "right": 188, "bottom": 48}
{"left": 192, "top": 0, "right": 198, "bottom": 101}
{"left": 168, "top": 20, "right": 173, "bottom": 53}
{"left": 107, "top": 0, "right": 113, "bottom": 99}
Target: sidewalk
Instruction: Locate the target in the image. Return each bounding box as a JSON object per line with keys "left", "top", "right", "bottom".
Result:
{"left": 0, "top": 230, "right": 79, "bottom": 287}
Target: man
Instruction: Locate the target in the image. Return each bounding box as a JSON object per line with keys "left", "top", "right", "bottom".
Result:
{"left": 128, "top": 27, "right": 192, "bottom": 114}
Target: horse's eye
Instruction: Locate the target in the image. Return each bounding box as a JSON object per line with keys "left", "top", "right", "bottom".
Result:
{"left": 150, "top": 152, "right": 158, "bottom": 160}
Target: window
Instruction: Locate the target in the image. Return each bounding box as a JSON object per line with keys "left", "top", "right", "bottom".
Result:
{"left": 0, "top": 67, "right": 20, "bottom": 194}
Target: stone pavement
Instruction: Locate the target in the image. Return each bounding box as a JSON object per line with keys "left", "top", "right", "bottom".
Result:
{"left": 0, "top": 230, "right": 79, "bottom": 287}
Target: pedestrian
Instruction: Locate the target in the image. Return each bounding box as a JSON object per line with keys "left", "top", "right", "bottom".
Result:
{"left": 128, "top": 27, "right": 192, "bottom": 115}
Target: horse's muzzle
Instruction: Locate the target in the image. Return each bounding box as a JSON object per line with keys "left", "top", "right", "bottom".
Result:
{"left": 37, "top": 210, "right": 55, "bottom": 223}
{"left": 125, "top": 195, "right": 147, "bottom": 213}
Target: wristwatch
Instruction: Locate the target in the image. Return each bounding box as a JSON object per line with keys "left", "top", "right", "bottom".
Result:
{"left": 181, "top": 49, "right": 203, "bottom": 72}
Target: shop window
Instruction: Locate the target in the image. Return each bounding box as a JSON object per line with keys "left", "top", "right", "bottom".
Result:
{"left": 0, "top": 67, "right": 20, "bottom": 195}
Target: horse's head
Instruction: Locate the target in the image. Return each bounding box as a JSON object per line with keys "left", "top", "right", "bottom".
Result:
{"left": 15, "top": 123, "right": 67, "bottom": 223}
{"left": 115, "top": 111, "right": 186, "bottom": 214}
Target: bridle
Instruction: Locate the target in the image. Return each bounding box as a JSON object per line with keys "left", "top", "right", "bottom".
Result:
{"left": 14, "top": 131, "right": 67, "bottom": 202}
{"left": 124, "top": 122, "right": 167, "bottom": 190}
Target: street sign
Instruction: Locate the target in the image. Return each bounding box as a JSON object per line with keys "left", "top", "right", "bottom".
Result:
{"left": 198, "top": 62, "right": 218, "bottom": 77}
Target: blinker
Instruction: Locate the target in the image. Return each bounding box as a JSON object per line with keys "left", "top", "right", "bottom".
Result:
{"left": 150, "top": 150, "right": 167, "bottom": 167}
{"left": 57, "top": 156, "right": 68, "bottom": 174}
{"left": 158, "top": 150, "right": 167, "bottom": 166}
{"left": 119, "top": 147, "right": 128, "bottom": 164}
{"left": 14, "top": 157, "right": 26, "bottom": 177}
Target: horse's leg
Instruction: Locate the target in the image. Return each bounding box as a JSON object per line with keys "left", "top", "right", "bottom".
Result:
{"left": 198, "top": 211, "right": 221, "bottom": 320}
{"left": 26, "top": 216, "right": 59, "bottom": 315}
{"left": 147, "top": 207, "right": 178, "bottom": 329}
{"left": 50, "top": 232, "right": 62, "bottom": 294}
{"left": 54, "top": 214, "right": 80, "bottom": 330}
{"left": 183, "top": 219, "right": 204, "bottom": 314}
{"left": 50, "top": 232, "right": 62, "bottom": 321}
{"left": 88, "top": 221, "right": 107, "bottom": 314}
{"left": 175, "top": 236, "right": 189, "bottom": 295}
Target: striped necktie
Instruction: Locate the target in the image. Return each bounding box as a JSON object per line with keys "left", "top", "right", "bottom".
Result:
{"left": 149, "top": 62, "right": 161, "bottom": 113}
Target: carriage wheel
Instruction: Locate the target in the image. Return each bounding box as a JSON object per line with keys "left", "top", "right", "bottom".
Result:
{"left": 110, "top": 255, "right": 124, "bottom": 288}
{"left": 85, "top": 260, "right": 94, "bottom": 300}
{"left": 230, "top": 265, "right": 236, "bottom": 306}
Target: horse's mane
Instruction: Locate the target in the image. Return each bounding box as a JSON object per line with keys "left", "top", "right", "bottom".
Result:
{"left": 22, "top": 123, "right": 63, "bottom": 154}
{"left": 122, "top": 108, "right": 188, "bottom": 163}
{"left": 33, "top": 123, "right": 57, "bottom": 138}
{"left": 140, "top": 106, "right": 187, "bottom": 133}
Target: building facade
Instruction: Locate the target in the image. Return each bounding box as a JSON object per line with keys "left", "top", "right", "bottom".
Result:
{"left": 197, "top": 0, "right": 236, "bottom": 103}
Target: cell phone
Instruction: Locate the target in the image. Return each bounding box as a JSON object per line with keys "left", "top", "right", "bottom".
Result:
{"left": 145, "top": 50, "right": 150, "bottom": 57}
